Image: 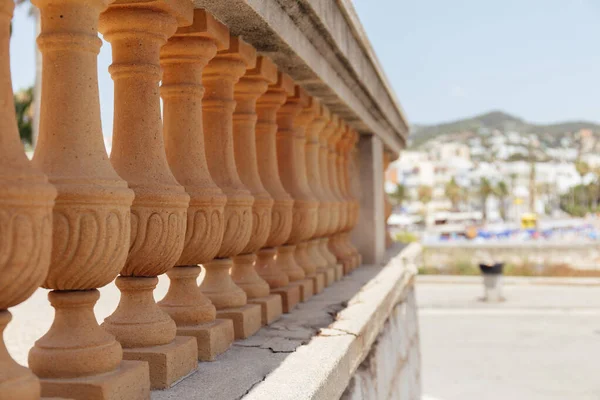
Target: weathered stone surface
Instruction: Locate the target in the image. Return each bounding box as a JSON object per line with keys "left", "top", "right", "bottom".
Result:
{"left": 122, "top": 336, "right": 197, "bottom": 390}
{"left": 0, "top": 0, "right": 56, "bottom": 397}
{"left": 270, "top": 285, "right": 301, "bottom": 314}
{"left": 217, "top": 304, "right": 262, "bottom": 340}
{"left": 248, "top": 294, "right": 283, "bottom": 325}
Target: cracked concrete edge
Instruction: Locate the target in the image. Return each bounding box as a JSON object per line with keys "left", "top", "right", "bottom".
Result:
{"left": 243, "top": 244, "right": 420, "bottom": 400}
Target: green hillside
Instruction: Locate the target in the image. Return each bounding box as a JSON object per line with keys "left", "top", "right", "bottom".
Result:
{"left": 409, "top": 111, "right": 600, "bottom": 148}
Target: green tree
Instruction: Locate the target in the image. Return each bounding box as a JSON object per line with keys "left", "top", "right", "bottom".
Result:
{"left": 495, "top": 180, "right": 509, "bottom": 220}
{"left": 14, "top": 87, "right": 34, "bottom": 145}
{"left": 444, "top": 178, "right": 462, "bottom": 210}
{"left": 418, "top": 185, "right": 433, "bottom": 221}
{"left": 478, "top": 177, "right": 494, "bottom": 222}
{"left": 418, "top": 185, "right": 433, "bottom": 205}
{"left": 389, "top": 183, "right": 410, "bottom": 207}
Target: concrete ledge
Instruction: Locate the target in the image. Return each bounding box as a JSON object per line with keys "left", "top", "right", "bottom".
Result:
{"left": 246, "top": 243, "right": 419, "bottom": 400}
{"left": 151, "top": 243, "right": 418, "bottom": 400}
{"left": 417, "top": 275, "right": 600, "bottom": 287}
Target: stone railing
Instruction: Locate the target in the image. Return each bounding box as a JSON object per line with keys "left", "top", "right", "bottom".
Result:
{"left": 0, "top": 0, "right": 408, "bottom": 399}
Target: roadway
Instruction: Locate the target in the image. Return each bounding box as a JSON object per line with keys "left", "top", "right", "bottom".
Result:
{"left": 417, "top": 276, "right": 600, "bottom": 400}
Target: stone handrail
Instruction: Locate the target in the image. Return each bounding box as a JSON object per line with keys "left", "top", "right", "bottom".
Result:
{"left": 0, "top": 1, "right": 410, "bottom": 399}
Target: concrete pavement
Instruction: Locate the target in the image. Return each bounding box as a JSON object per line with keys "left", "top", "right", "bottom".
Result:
{"left": 417, "top": 276, "right": 600, "bottom": 400}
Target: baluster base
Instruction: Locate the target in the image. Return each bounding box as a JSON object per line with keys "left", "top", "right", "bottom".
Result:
{"left": 216, "top": 304, "right": 262, "bottom": 340}
{"left": 247, "top": 294, "right": 283, "bottom": 325}
{"left": 255, "top": 248, "right": 290, "bottom": 289}
{"left": 310, "top": 273, "right": 326, "bottom": 295}
{"left": 102, "top": 277, "right": 198, "bottom": 390}
{"left": 38, "top": 361, "right": 149, "bottom": 400}
{"left": 323, "top": 268, "right": 336, "bottom": 286}
{"left": 0, "top": 311, "right": 40, "bottom": 400}
{"left": 176, "top": 319, "right": 234, "bottom": 362}
{"left": 122, "top": 337, "right": 197, "bottom": 390}
{"left": 334, "top": 264, "right": 344, "bottom": 281}
{"left": 270, "top": 285, "right": 301, "bottom": 314}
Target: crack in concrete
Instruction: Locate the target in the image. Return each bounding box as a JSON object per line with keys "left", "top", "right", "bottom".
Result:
{"left": 319, "top": 327, "right": 359, "bottom": 337}
{"left": 235, "top": 374, "right": 267, "bottom": 400}
{"left": 234, "top": 342, "right": 301, "bottom": 354}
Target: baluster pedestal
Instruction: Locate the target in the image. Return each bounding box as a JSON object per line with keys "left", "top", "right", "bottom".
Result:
{"left": 157, "top": 9, "right": 234, "bottom": 362}
{"left": 200, "top": 36, "right": 262, "bottom": 339}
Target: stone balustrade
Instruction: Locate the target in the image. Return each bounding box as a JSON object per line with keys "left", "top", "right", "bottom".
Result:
{"left": 1, "top": 1, "right": 409, "bottom": 399}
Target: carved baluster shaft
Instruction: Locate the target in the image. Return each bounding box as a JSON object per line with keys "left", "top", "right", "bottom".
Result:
{"left": 29, "top": 0, "right": 151, "bottom": 396}
{"left": 99, "top": 0, "right": 198, "bottom": 389}
{"left": 200, "top": 36, "right": 262, "bottom": 340}
{"left": 336, "top": 126, "right": 357, "bottom": 269}
{"left": 254, "top": 73, "right": 300, "bottom": 313}
{"left": 319, "top": 115, "right": 343, "bottom": 280}
{"left": 305, "top": 103, "right": 334, "bottom": 287}
{"left": 231, "top": 56, "right": 283, "bottom": 325}
{"left": 0, "top": 0, "right": 56, "bottom": 397}
{"left": 276, "top": 86, "right": 317, "bottom": 302}
{"left": 327, "top": 119, "right": 351, "bottom": 273}
{"left": 157, "top": 9, "right": 234, "bottom": 362}
{"left": 347, "top": 130, "right": 362, "bottom": 266}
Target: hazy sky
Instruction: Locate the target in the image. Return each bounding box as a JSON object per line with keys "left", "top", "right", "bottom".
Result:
{"left": 9, "top": 0, "right": 600, "bottom": 132}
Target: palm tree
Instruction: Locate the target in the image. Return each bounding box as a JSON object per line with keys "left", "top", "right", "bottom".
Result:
{"left": 418, "top": 185, "right": 433, "bottom": 205}
{"left": 444, "top": 177, "right": 462, "bottom": 210}
{"left": 495, "top": 181, "right": 509, "bottom": 221}
{"left": 417, "top": 185, "right": 433, "bottom": 221}
{"left": 478, "top": 177, "right": 494, "bottom": 222}
{"left": 575, "top": 160, "right": 590, "bottom": 208}
{"left": 14, "top": 87, "right": 34, "bottom": 145}
{"left": 16, "top": 0, "right": 42, "bottom": 147}
{"left": 389, "top": 183, "right": 410, "bottom": 208}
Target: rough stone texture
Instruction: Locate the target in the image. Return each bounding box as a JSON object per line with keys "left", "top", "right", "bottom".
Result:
{"left": 217, "top": 304, "right": 262, "bottom": 340}
{"left": 271, "top": 284, "right": 301, "bottom": 313}
{"left": 341, "top": 287, "right": 421, "bottom": 400}
{"left": 122, "top": 336, "right": 197, "bottom": 390}
{"left": 177, "top": 319, "right": 234, "bottom": 362}
{"left": 39, "top": 361, "right": 150, "bottom": 400}
{"left": 248, "top": 294, "right": 283, "bottom": 325}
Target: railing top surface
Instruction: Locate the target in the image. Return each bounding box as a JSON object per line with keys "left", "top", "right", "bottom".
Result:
{"left": 193, "top": 0, "right": 408, "bottom": 155}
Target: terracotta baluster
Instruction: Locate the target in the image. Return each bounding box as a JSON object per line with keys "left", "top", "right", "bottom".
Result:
{"left": 351, "top": 131, "right": 363, "bottom": 266}
{"left": 199, "top": 36, "right": 262, "bottom": 340}
{"left": 337, "top": 126, "right": 360, "bottom": 269}
{"left": 157, "top": 9, "right": 234, "bottom": 362}
{"left": 290, "top": 96, "right": 324, "bottom": 294}
{"left": 28, "top": 0, "right": 151, "bottom": 395}
{"left": 276, "top": 86, "right": 318, "bottom": 302}
{"left": 292, "top": 98, "right": 325, "bottom": 293}
{"left": 99, "top": 1, "right": 197, "bottom": 389}
{"left": 231, "top": 55, "right": 283, "bottom": 325}
{"left": 0, "top": 1, "right": 56, "bottom": 397}
{"left": 254, "top": 73, "right": 300, "bottom": 313}
{"left": 345, "top": 130, "right": 362, "bottom": 266}
{"left": 328, "top": 119, "right": 352, "bottom": 273}
{"left": 304, "top": 103, "right": 335, "bottom": 287}
{"left": 319, "top": 115, "right": 343, "bottom": 280}
{"left": 383, "top": 150, "right": 394, "bottom": 249}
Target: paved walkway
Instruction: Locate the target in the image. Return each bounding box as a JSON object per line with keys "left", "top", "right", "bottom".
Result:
{"left": 417, "top": 276, "right": 600, "bottom": 400}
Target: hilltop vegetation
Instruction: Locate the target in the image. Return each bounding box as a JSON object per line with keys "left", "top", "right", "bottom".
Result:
{"left": 409, "top": 111, "right": 600, "bottom": 148}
